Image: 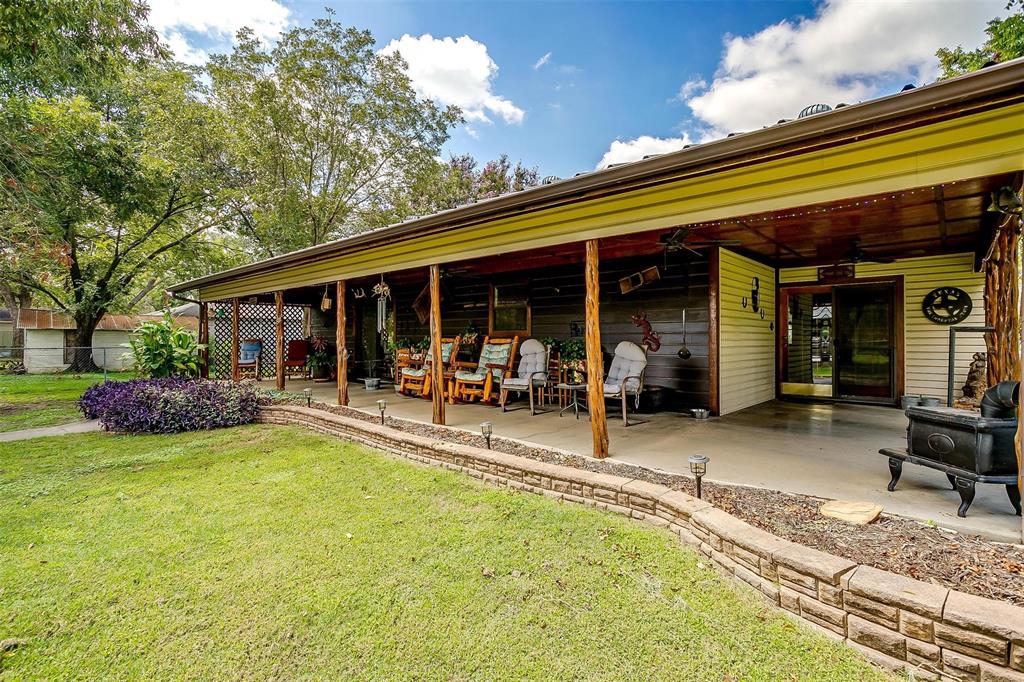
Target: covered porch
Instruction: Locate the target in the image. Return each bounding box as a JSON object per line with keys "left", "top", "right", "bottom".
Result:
{"left": 290, "top": 378, "right": 1021, "bottom": 543}
{"left": 173, "top": 63, "right": 1024, "bottom": 545}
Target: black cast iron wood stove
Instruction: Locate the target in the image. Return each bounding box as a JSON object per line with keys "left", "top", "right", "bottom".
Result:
{"left": 880, "top": 381, "right": 1021, "bottom": 517}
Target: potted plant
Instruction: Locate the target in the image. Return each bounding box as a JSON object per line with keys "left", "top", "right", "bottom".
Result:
{"left": 559, "top": 338, "right": 586, "bottom": 384}
{"left": 306, "top": 336, "right": 332, "bottom": 381}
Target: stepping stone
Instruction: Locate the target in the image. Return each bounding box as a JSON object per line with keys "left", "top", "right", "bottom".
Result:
{"left": 820, "top": 500, "right": 883, "bottom": 525}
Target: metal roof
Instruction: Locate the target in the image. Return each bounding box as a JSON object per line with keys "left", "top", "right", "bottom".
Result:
{"left": 168, "top": 58, "right": 1024, "bottom": 295}
{"left": 16, "top": 308, "right": 199, "bottom": 331}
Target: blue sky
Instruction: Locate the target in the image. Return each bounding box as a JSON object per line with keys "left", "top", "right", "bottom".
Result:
{"left": 150, "top": 0, "right": 1007, "bottom": 179}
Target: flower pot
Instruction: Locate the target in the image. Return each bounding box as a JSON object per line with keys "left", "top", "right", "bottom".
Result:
{"left": 364, "top": 378, "right": 381, "bottom": 390}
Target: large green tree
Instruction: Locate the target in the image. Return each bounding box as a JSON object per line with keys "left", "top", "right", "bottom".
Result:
{"left": 381, "top": 153, "right": 541, "bottom": 225}
{"left": 936, "top": 1, "right": 1024, "bottom": 78}
{"left": 0, "top": 1, "right": 245, "bottom": 370}
{"left": 0, "top": 0, "right": 164, "bottom": 97}
{"left": 208, "top": 12, "right": 461, "bottom": 257}
{"left": 0, "top": 65, "right": 238, "bottom": 371}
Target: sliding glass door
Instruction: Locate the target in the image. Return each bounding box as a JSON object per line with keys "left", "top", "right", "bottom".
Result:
{"left": 833, "top": 284, "right": 895, "bottom": 401}
{"left": 780, "top": 281, "right": 896, "bottom": 404}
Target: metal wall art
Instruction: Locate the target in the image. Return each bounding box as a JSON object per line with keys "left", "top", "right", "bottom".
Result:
{"left": 922, "top": 287, "right": 973, "bottom": 325}
{"left": 631, "top": 310, "right": 661, "bottom": 352}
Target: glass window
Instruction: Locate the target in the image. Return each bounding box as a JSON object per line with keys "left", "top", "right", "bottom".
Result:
{"left": 490, "top": 283, "right": 530, "bottom": 335}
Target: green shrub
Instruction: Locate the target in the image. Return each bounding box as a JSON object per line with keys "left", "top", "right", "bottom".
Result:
{"left": 128, "top": 314, "right": 204, "bottom": 378}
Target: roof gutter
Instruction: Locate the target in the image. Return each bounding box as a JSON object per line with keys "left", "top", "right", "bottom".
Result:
{"left": 169, "top": 58, "right": 1024, "bottom": 294}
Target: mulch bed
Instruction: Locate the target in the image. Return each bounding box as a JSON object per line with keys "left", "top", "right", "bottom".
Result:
{"left": 275, "top": 397, "right": 1024, "bottom": 606}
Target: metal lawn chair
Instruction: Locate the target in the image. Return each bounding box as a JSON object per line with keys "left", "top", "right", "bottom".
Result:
{"left": 499, "top": 339, "right": 550, "bottom": 415}
{"left": 602, "top": 340, "right": 648, "bottom": 426}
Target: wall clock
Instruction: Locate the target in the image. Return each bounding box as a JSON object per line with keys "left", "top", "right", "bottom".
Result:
{"left": 922, "top": 287, "right": 972, "bottom": 325}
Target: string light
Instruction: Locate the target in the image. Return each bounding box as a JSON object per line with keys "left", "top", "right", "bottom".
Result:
{"left": 680, "top": 182, "right": 963, "bottom": 230}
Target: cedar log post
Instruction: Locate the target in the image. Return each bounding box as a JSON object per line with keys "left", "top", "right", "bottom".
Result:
{"left": 429, "top": 264, "right": 445, "bottom": 425}
{"left": 585, "top": 239, "right": 609, "bottom": 458}
{"left": 1015, "top": 214, "right": 1023, "bottom": 535}
{"left": 198, "top": 302, "right": 209, "bottom": 379}
{"left": 984, "top": 216, "right": 1021, "bottom": 386}
{"left": 336, "top": 280, "right": 348, "bottom": 406}
{"left": 275, "top": 291, "right": 285, "bottom": 390}
{"left": 230, "top": 297, "right": 240, "bottom": 382}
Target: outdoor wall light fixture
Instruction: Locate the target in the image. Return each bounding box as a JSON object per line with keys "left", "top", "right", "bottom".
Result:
{"left": 303, "top": 387, "right": 312, "bottom": 408}
{"left": 480, "top": 421, "right": 493, "bottom": 449}
{"left": 741, "top": 277, "right": 760, "bottom": 313}
{"left": 688, "top": 454, "right": 710, "bottom": 499}
{"left": 376, "top": 399, "right": 387, "bottom": 424}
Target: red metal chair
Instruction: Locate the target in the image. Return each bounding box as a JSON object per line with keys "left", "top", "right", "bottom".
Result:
{"left": 283, "top": 339, "right": 310, "bottom": 379}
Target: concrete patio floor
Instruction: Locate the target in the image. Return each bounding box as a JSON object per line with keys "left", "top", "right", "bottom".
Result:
{"left": 285, "top": 379, "right": 1022, "bottom": 543}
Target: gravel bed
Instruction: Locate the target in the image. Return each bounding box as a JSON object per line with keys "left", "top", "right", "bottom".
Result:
{"left": 272, "top": 397, "right": 1024, "bottom": 606}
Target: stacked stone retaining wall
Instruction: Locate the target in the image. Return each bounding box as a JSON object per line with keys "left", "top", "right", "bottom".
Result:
{"left": 260, "top": 405, "right": 1024, "bottom": 681}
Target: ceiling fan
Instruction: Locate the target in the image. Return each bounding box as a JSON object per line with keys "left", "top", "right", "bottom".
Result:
{"left": 838, "top": 237, "right": 896, "bottom": 264}
{"left": 659, "top": 227, "right": 740, "bottom": 258}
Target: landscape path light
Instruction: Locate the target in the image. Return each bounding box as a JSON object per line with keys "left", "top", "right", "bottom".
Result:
{"left": 480, "top": 421, "right": 493, "bottom": 449}
{"left": 688, "top": 454, "right": 709, "bottom": 499}
{"left": 303, "top": 387, "right": 312, "bottom": 408}
{"left": 377, "top": 399, "right": 388, "bottom": 425}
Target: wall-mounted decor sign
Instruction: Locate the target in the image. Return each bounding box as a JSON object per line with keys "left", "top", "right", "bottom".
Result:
{"left": 922, "top": 287, "right": 973, "bottom": 325}
{"left": 618, "top": 266, "right": 660, "bottom": 294}
{"left": 818, "top": 264, "right": 856, "bottom": 283}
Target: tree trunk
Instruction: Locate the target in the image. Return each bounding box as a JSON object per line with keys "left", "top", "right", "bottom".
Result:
{"left": 64, "top": 315, "right": 103, "bottom": 374}
{"left": 985, "top": 220, "right": 1021, "bottom": 386}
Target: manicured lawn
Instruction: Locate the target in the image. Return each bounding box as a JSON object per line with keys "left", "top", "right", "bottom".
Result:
{"left": 0, "top": 372, "right": 132, "bottom": 432}
{"left": 0, "top": 425, "right": 889, "bottom": 680}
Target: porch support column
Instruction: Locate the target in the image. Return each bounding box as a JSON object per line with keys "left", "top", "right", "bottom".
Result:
{"left": 198, "top": 301, "right": 209, "bottom": 379}
{"left": 429, "top": 264, "right": 445, "bottom": 425}
{"left": 336, "top": 280, "right": 348, "bottom": 406}
{"left": 584, "top": 239, "right": 609, "bottom": 458}
{"left": 275, "top": 291, "right": 285, "bottom": 390}
{"left": 983, "top": 212, "right": 1021, "bottom": 387}
{"left": 230, "top": 297, "right": 240, "bottom": 382}
{"left": 1016, "top": 215, "right": 1023, "bottom": 534}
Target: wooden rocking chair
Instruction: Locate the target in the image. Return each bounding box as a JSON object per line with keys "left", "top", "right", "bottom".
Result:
{"left": 450, "top": 336, "right": 519, "bottom": 405}
{"left": 398, "top": 337, "right": 460, "bottom": 398}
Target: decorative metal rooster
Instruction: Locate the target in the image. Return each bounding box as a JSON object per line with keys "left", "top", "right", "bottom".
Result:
{"left": 631, "top": 310, "right": 661, "bottom": 352}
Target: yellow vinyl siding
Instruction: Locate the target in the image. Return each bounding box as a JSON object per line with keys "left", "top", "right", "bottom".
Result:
{"left": 719, "top": 249, "right": 777, "bottom": 415}
{"left": 780, "top": 253, "right": 985, "bottom": 403}
{"left": 198, "top": 104, "right": 1024, "bottom": 300}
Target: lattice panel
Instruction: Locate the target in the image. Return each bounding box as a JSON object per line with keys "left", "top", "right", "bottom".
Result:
{"left": 208, "top": 301, "right": 307, "bottom": 380}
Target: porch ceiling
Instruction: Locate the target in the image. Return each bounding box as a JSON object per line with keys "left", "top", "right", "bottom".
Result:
{"left": 424, "top": 173, "right": 1014, "bottom": 277}
{"left": 228, "top": 171, "right": 1012, "bottom": 304}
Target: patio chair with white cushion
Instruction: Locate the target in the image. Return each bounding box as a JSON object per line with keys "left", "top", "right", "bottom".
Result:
{"left": 398, "top": 337, "right": 460, "bottom": 398}
{"left": 498, "top": 339, "right": 550, "bottom": 415}
{"left": 451, "top": 336, "right": 519, "bottom": 405}
{"left": 602, "top": 340, "right": 648, "bottom": 426}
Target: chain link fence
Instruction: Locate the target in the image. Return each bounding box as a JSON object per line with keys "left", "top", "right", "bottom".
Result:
{"left": 0, "top": 346, "right": 131, "bottom": 379}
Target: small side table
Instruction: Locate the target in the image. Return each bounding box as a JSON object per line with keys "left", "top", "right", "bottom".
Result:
{"left": 556, "top": 383, "right": 589, "bottom": 419}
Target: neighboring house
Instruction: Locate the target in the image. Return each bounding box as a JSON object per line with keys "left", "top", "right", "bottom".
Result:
{"left": 0, "top": 309, "right": 13, "bottom": 356}
{"left": 16, "top": 308, "right": 199, "bottom": 373}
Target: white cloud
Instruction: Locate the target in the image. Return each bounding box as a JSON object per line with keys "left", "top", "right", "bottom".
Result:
{"left": 682, "top": 0, "right": 1006, "bottom": 139}
{"left": 381, "top": 34, "right": 525, "bottom": 125}
{"left": 595, "top": 134, "right": 693, "bottom": 169}
{"left": 147, "top": 0, "right": 291, "bottom": 64}
{"left": 533, "top": 51, "right": 552, "bottom": 70}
